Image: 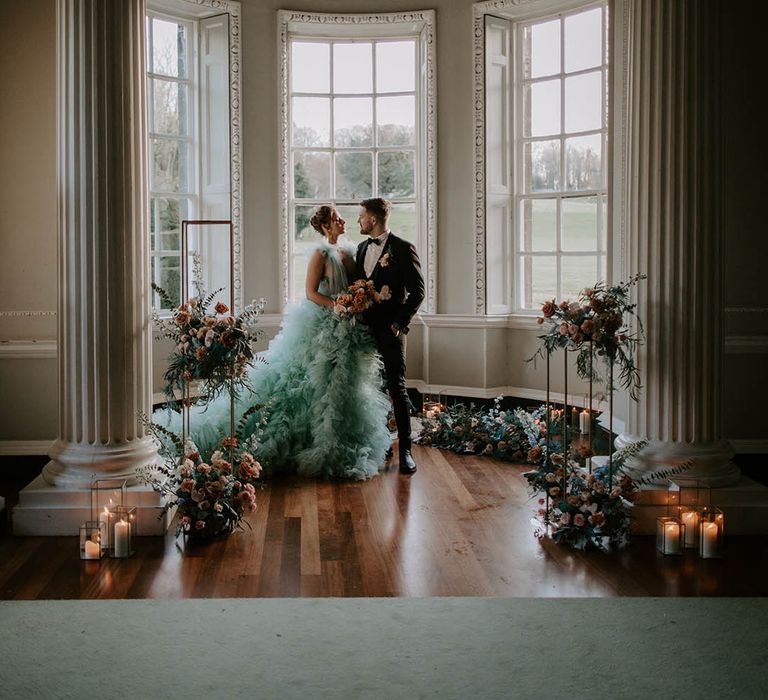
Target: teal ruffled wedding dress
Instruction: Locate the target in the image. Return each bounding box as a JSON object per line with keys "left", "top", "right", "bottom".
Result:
{"left": 156, "top": 237, "right": 391, "bottom": 481}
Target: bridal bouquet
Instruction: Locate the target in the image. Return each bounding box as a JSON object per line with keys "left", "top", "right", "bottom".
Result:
{"left": 528, "top": 274, "right": 646, "bottom": 399}
{"left": 152, "top": 255, "right": 266, "bottom": 402}
{"left": 332, "top": 279, "right": 391, "bottom": 322}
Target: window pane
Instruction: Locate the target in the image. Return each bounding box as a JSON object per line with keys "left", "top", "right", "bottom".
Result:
{"left": 522, "top": 256, "right": 556, "bottom": 309}
{"left": 526, "top": 79, "right": 560, "bottom": 137}
{"left": 525, "top": 19, "right": 560, "bottom": 79}
{"left": 562, "top": 255, "right": 598, "bottom": 299}
{"left": 525, "top": 140, "right": 560, "bottom": 192}
{"left": 292, "top": 253, "right": 310, "bottom": 301}
{"left": 564, "top": 8, "right": 602, "bottom": 73}
{"left": 333, "top": 43, "right": 372, "bottom": 93}
{"left": 152, "top": 79, "right": 189, "bottom": 136}
{"left": 389, "top": 203, "right": 417, "bottom": 243}
{"left": 334, "top": 97, "right": 372, "bottom": 147}
{"left": 376, "top": 95, "right": 415, "bottom": 146}
{"left": 564, "top": 71, "right": 601, "bottom": 133}
{"left": 152, "top": 18, "right": 187, "bottom": 78}
{"left": 565, "top": 134, "right": 602, "bottom": 190}
{"left": 335, "top": 152, "right": 372, "bottom": 199}
{"left": 562, "top": 197, "right": 598, "bottom": 251}
{"left": 376, "top": 41, "right": 415, "bottom": 93}
{"left": 520, "top": 198, "right": 556, "bottom": 251}
{"left": 291, "top": 42, "right": 330, "bottom": 93}
{"left": 336, "top": 205, "right": 365, "bottom": 245}
{"left": 152, "top": 138, "right": 189, "bottom": 192}
{"left": 295, "top": 204, "right": 315, "bottom": 243}
{"left": 292, "top": 97, "right": 330, "bottom": 147}
{"left": 378, "top": 151, "right": 415, "bottom": 198}
{"left": 152, "top": 198, "right": 187, "bottom": 252}
{"left": 294, "top": 152, "right": 331, "bottom": 199}
{"left": 156, "top": 256, "right": 182, "bottom": 309}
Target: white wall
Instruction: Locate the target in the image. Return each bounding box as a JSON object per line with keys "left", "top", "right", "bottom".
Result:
{"left": 0, "top": 0, "right": 763, "bottom": 452}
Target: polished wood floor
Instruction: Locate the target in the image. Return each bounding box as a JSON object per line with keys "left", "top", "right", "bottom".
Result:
{"left": 1, "top": 447, "right": 767, "bottom": 599}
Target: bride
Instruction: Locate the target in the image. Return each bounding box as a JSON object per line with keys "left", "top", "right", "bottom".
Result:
{"left": 158, "top": 205, "right": 391, "bottom": 480}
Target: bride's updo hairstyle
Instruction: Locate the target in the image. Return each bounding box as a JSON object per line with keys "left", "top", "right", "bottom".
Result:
{"left": 310, "top": 205, "right": 335, "bottom": 236}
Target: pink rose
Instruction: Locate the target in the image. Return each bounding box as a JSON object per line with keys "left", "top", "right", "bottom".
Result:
{"left": 560, "top": 512, "right": 571, "bottom": 525}
{"left": 559, "top": 323, "right": 569, "bottom": 336}
{"left": 179, "top": 479, "right": 195, "bottom": 492}
{"left": 181, "top": 516, "right": 191, "bottom": 526}
{"left": 574, "top": 513, "right": 585, "bottom": 527}
{"left": 195, "top": 520, "right": 206, "bottom": 530}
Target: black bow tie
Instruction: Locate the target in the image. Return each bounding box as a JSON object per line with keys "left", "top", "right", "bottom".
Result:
{"left": 369, "top": 237, "right": 384, "bottom": 246}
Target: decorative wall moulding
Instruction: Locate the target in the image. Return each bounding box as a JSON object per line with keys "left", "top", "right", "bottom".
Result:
{"left": 0, "top": 340, "right": 57, "bottom": 359}
{"left": 0, "top": 440, "right": 53, "bottom": 456}
{"left": 0, "top": 311, "right": 56, "bottom": 317}
{"left": 724, "top": 336, "right": 768, "bottom": 354}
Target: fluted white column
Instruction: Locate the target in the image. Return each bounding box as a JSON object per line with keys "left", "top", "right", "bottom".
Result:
{"left": 44, "top": 0, "right": 156, "bottom": 488}
{"left": 618, "top": 0, "right": 739, "bottom": 486}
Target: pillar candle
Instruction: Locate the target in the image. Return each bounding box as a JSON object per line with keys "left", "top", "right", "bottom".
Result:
{"left": 114, "top": 519, "right": 130, "bottom": 558}
{"left": 84, "top": 539, "right": 100, "bottom": 559}
{"left": 664, "top": 521, "right": 680, "bottom": 554}
{"left": 701, "top": 521, "right": 719, "bottom": 558}
{"left": 680, "top": 510, "right": 699, "bottom": 547}
{"left": 99, "top": 508, "right": 111, "bottom": 549}
{"left": 580, "top": 410, "right": 590, "bottom": 434}
{"left": 571, "top": 407, "right": 579, "bottom": 428}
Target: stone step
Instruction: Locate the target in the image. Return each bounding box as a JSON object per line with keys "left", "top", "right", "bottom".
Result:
{"left": 12, "top": 475, "right": 171, "bottom": 536}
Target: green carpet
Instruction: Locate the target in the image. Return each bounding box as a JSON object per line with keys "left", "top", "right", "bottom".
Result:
{"left": 1, "top": 598, "right": 766, "bottom": 698}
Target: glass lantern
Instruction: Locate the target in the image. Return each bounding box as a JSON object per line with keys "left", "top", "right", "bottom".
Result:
{"left": 678, "top": 506, "right": 705, "bottom": 549}
{"left": 110, "top": 505, "right": 136, "bottom": 558}
{"left": 80, "top": 520, "right": 106, "bottom": 560}
{"left": 698, "top": 507, "right": 724, "bottom": 559}
{"left": 656, "top": 516, "right": 684, "bottom": 555}
{"left": 421, "top": 391, "right": 445, "bottom": 420}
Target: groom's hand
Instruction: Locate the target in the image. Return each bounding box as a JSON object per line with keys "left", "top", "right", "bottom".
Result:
{"left": 390, "top": 323, "right": 401, "bottom": 337}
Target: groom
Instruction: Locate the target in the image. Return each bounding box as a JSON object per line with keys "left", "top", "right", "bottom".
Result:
{"left": 356, "top": 198, "right": 425, "bottom": 475}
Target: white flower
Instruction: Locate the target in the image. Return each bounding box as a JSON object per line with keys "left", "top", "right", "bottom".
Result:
{"left": 379, "top": 253, "right": 391, "bottom": 267}
{"left": 205, "top": 329, "right": 215, "bottom": 347}
{"left": 378, "top": 284, "right": 392, "bottom": 300}
{"left": 334, "top": 304, "right": 347, "bottom": 316}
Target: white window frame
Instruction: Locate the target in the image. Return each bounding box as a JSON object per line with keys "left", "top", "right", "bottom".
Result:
{"left": 147, "top": 0, "right": 243, "bottom": 314}
{"left": 513, "top": 2, "right": 609, "bottom": 312}
{"left": 473, "top": 0, "right": 626, "bottom": 317}
{"left": 147, "top": 10, "right": 199, "bottom": 312}
{"left": 278, "top": 10, "right": 437, "bottom": 312}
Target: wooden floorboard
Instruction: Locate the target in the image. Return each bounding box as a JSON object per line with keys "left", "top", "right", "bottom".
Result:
{"left": 1, "top": 445, "right": 767, "bottom": 599}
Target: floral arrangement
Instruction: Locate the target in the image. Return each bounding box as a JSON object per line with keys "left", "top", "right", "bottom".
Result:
{"left": 138, "top": 405, "right": 268, "bottom": 538}
{"left": 333, "top": 279, "right": 391, "bottom": 322}
{"left": 417, "top": 397, "right": 547, "bottom": 462}
{"left": 529, "top": 274, "right": 646, "bottom": 400}
{"left": 523, "top": 440, "right": 691, "bottom": 551}
{"left": 152, "top": 254, "right": 265, "bottom": 401}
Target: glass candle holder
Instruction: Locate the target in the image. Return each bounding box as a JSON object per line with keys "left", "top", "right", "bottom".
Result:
{"left": 90, "top": 478, "right": 126, "bottom": 522}
{"left": 699, "top": 507, "right": 724, "bottom": 559}
{"left": 678, "top": 506, "right": 704, "bottom": 549}
{"left": 422, "top": 392, "right": 444, "bottom": 420}
{"left": 79, "top": 521, "right": 106, "bottom": 560}
{"left": 656, "top": 516, "right": 684, "bottom": 555}
{"left": 110, "top": 505, "right": 136, "bottom": 558}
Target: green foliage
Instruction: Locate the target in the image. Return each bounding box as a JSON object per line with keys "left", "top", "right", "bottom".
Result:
{"left": 416, "top": 397, "right": 547, "bottom": 462}
{"left": 151, "top": 278, "right": 266, "bottom": 403}
{"left": 528, "top": 273, "right": 647, "bottom": 400}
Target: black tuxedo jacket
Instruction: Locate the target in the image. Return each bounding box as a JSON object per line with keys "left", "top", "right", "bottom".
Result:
{"left": 355, "top": 233, "right": 425, "bottom": 333}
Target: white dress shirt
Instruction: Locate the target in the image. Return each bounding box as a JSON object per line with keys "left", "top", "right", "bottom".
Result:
{"left": 363, "top": 231, "right": 390, "bottom": 278}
